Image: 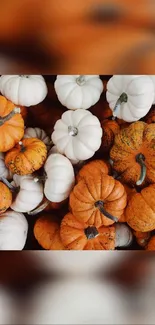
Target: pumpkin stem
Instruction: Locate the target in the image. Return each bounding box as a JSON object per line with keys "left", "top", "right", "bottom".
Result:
{"left": 68, "top": 126, "right": 78, "bottom": 136}
{"left": 34, "top": 175, "right": 47, "bottom": 182}
{"left": 0, "top": 177, "right": 18, "bottom": 192}
{"left": 84, "top": 226, "right": 99, "bottom": 239}
{"left": 109, "top": 158, "right": 114, "bottom": 167}
{"left": 76, "top": 75, "right": 85, "bottom": 86}
{"left": 136, "top": 153, "right": 146, "bottom": 186}
{"left": 113, "top": 92, "right": 128, "bottom": 118}
{"left": 18, "top": 141, "right": 26, "bottom": 152}
{"left": 95, "top": 200, "right": 118, "bottom": 222}
{"left": 27, "top": 199, "right": 50, "bottom": 215}
{"left": 0, "top": 107, "right": 21, "bottom": 126}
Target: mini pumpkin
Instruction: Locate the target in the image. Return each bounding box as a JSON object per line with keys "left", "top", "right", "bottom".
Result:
{"left": 60, "top": 212, "right": 115, "bottom": 250}
{"left": 5, "top": 138, "right": 47, "bottom": 175}
{"left": 115, "top": 223, "right": 133, "bottom": 248}
{"left": 0, "top": 210, "right": 28, "bottom": 250}
{"left": 76, "top": 159, "right": 110, "bottom": 183}
{"left": 100, "top": 119, "right": 120, "bottom": 152}
{"left": 0, "top": 96, "right": 24, "bottom": 152}
{"left": 34, "top": 214, "right": 64, "bottom": 250}
{"left": 126, "top": 184, "right": 155, "bottom": 232}
{"left": 145, "top": 236, "right": 155, "bottom": 251}
{"left": 144, "top": 107, "right": 155, "bottom": 124}
{"left": 0, "top": 153, "right": 12, "bottom": 179}
{"left": 0, "top": 75, "right": 48, "bottom": 106}
{"left": 133, "top": 231, "right": 151, "bottom": 247}
{"left": 24, "top": 127, "right": 51, "bottom": 150}
{"left": 106, "top": 75, "right": 154, "bottom": 122}
{"left": 0, "top": 181, "right": 12, "bottom": 214}
{"left": 110, "top": 122, "right": 155, "bottom": 186}
{"left": 70, "top": 172, "right": 127, "bottom": 228}
{"left": 54, "top": 75, "right": 103, "bottom": 110}
{"left": 52, "top": 109, "right": 102, "bottom": 161}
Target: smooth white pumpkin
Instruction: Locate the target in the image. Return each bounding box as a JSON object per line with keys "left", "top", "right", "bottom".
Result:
{"left": 0, "top": 75, "right": 48, "bottom": 106}
{"left": 44, "top": 153, "right": 75, "bottom": 202}
{"left": 115, "top": 223, "right": 133, "bottom": 248}
{"left": 24, "top": 127, "right": 51, "bottom": 149}
{"left": 54, "top": 75, "right": 103, "bottom": 110}
{"left": 11, "top": 174, "right": 44, "bottom": 213}
{"left": 52, "top": 109, "right": 102, "bottom": 161}
{"left": 48, "top": 145, "right": 80, "bottom": 165}
{"left": 149, "top": 76, "right": 155, "bottom": 104}
{"left": 0, "top": 152, "right": 12, "bottom": 180}
{"left": 0, "top": 210, "right": 28, "bottom": 250}
{"left": 106, "top": 75, "right": 154, "bottom": 122}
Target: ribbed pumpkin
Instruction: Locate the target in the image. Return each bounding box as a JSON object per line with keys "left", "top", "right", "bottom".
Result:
{"left": 144, "top": 107, "right": 155, "bottom": 124}
{"left": 0, "top": 96, "right": 24, "bottom": 152}
{"left": 70, "top": 172, "right": 127, "bottom": 228}
{"left": 110, "top": 122, "right": 155, "bottom": 186}
{"left": 60, "top": 212, "right": 115, "bottom": 250}
{"left": 133, "top": 231, "right": 151, "bottom": 247}
{"left": 0, "top": 182, "right": 12, "bottom": 214}
{"left": 118, "top": 184, "right": 137, "bottom": 223}
{"left": 100, "top": 119, "right": 120, "bottom": 152}
{"left": 76, "top": 159, "right": 110, "bottom": 183}
{"left": 5, "top": 138, "right": 47, "bottom": 175}
{"left": 34, "top": 214, "right": 65, "bottom": 250}
{"left": 145, "top": 236, "right": 155, "bottom": 251}
{"left": 126, "top": 184, "right": 155, "bottom": 232}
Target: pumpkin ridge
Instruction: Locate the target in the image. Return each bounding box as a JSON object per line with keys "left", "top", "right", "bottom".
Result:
{"left": 83, "top": 178, "right": 97, "bottom": 201}
{"left": 72, "top": 189, "right": 93, "bottom": 205}
{"left": 140, "top": 191, "right": 155, "bottom": 214}
{"left": 67, "top": 235, "right": 86, "bottom": 249}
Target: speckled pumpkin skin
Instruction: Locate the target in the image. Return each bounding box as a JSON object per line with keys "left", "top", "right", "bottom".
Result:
{"left": 100, "top": 119, "right": 120, "bottom": 153}
{"left": 110, "top": 122, "right": 155, "bottom": 186}
{"left": 0, "top": 182, "right": 12, "bottom": 214}
{"left": 60, "top": 212, "right": 115, "bottom": 250}
{"left": 145, "top": 236, "right": 155, "bottom": 250}
{"left": 76, "top": 159, "right": 110, "bottom": 183}
{"left": 126, "top": 184, "right": 155, "bottom": 232}
{"left": 70, "top": 173, "right": 127, "bottom": 228}
{"left": 5, "top": 138, "right": 47, "bottom": 175}
{"left": 0, "top": 96, "right": 24, "bottom": 152}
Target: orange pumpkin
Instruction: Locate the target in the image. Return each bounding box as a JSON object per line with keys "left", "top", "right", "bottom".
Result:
{"left": 70, "top": 172, "right": 127, "bottom": 228}
{"left": 119, "top": 184, "right": 137, "bottom": 223}
{"left": 133, "top": 230, "right": 151, "bottom": 247}
{"left": 100, "top": 119, "right": 120, "bottom": 152}
{"left": 0, "top": 96, "right": 24, "bottom": 152}
{"left": 34, "top": 214, "right": 64, "bottom": 250}
{"left": 5, "top": 138, "right": 47, "bottom": 175}
{"left": 126, "top": 184, "right": 155, "bottom": 232}
{"left": 76, "top": 159, "right": 110, "bottom": 183}
{"left": 60, "top": 212, "right": 115, "bottom": 250}
{"left": 110, "top": 122, "right": 155, "bottom": 186}
{"left": 144, "top": 107, "right": 155, "bottom": 124}
{"left": 0, "top": 182, "right": 12, "bottom": 214}
{"left": 145, "top": 236, "right": 155, "bottom": 251}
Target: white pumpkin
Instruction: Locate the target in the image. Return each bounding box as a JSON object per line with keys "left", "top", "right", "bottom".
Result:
{"left": 115, "top": 223, "right": 133, "bottom": 248}
{"left": 0, "top": 210, "right": 28, "bottom": 250}
{"left": 54, "top": 75, "right": 103, "bottom": 110}
{"left": 11, "top": 174, "right": 44, "bottom": 213}
{"left": 0, "top": 75, "right": 48, "bottom": 106}
{"left": 52, "top": 109, "right": 102, "bottom": 161}
{"left": 48, "top": 145, "right": 80, "bottom": 165}
{"left": 24, "top": 127, "right": 51, "bottom": 149}
{"left": 43, "top": 153, "right": 75, "bottom": 202}
{"left": 106, "top": 75, "right": 155, "bottom": 122}
{"left": 149, "top": 76, "right": 155, "bottom": 104}
{"left": 0, "top": 152, "right": 12, "bottom": 179}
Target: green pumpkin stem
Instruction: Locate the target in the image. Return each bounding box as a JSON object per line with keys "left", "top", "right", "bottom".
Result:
{"left": 113, "top": 92, "right": 128, "bottom": 118}
{"left": 76, "top": 75, "right": 85, "bottom": 86}
{"left": 0, "top": 107, "right": 21, "bottom": 126}
{"left": 136, "top": 153, "right": 146, "bottom": 186}
{"left": 27, "top": 199, "right": 50, "bottom": 215}
{"left": 95, "top": 200, "right": 118, "bottom": 222}
{"left": 0, "top": 177, "right": 18, "bottom": 192}
{"left": 84, "top": 226, "right": 99, "bottom": 239}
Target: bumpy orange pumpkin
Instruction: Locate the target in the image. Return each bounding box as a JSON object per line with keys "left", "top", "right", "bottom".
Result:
{"left": 0, "top": 96, "right": 24, "bottom": 152}
{"left": 0, "top": 182, "right": 12, "bottom": 214}
{"left": 34, "top": 214, "right": 64, "bottom": 250}
{"left": 133, "top": 231, "right": 151, "bottom": 247}
{"left": 110, "top": 122, "right": 155, "bottom": 186}
{"left": 126, "top": 184, "right": 155, "bottom": 232}
{"left": 145, "top": 236, "right": 155, "bottom": 250}
{"left": 76, "top": 159, "right": 110, "bottom": 183}
{"left": 5, "top": 138, "right": 47, "bottom": 175}
{"left": 100, "top": 119, "right": 120, "bottom": 152}
{"left": 70, "top": 172, "right": 127, "bottom": 228}
{"left": 60, "top": 212, "right": 115, "bottom": 250}
{"left": 144, "top": 107, "right": 155, "bottom": 124}
{"left": 119, "top": 184, "right": 137, "bottom": 223}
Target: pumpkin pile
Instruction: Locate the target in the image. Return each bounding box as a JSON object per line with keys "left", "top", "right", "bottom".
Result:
{"left": 0, "top": 74, "right": 154, "bottom": 250}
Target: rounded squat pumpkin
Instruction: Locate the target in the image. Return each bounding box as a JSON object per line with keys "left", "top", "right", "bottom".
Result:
{"left": 110, "top": 122, "right": 155, "bottom": 186}
{"left": 69, "top": 172, "right": 127, "bottom": 228}
{"left": 144, "top": 107, "right": 155, "bottom": 124}
{"left": 133, "top": 231, "right": 151, "bottom": 247}
{"left": 34, "top": 214, "right": 64, "bottom": 250}
{"left": 0, "top": 96, "right": 24, "bottom": 152}
{"left": 126, "top": 184, "right": 155, "bottom": 232}
{"left": 60, "top": 212, "right": 116, "bottom": 250}
{"left": 76, "top": 159, "right": 110, "bottom": 183}
{"left": 0, "top": 182, "right": 12, "bottom": 214}
{"left": 5, "top": 138, "right": 47, "bottom": 175}
{"left": 145, "top": 236, "right": 155, "bottom": 251}
{"left": 100, "top": 119, "right": 120, "bottom": 153}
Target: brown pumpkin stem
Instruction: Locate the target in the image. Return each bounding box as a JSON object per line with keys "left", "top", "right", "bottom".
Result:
{"left": 76, "top": 75, "right": 85, "bottom": 86}
{"left": 113, "top": 92, "right": 128, "bottom": 119}
{"left": 84, "top": 226, "right": 99, "bottom": 239}
{"left": 0, "top": 177, "right": 19, "bottom": 192}
{"left": 95, "top": 200, "right": 118, "bottom": 222}
{"left": 136, "top": 153, "right": 146, "bottom": 186}
{"left": 34, "top": 175, "right": 47, "bottom": 183}
{"left": 27, "top": 199, "right": 50, "bottom": 215}
{"left": 0, "top": 107, "right": 21, "bottom": 126}
{"left": 18, "top": 141, "right": 26, "bottom": 152}
{"left": 109, "top": 158, "right": 114, "bottom": 167}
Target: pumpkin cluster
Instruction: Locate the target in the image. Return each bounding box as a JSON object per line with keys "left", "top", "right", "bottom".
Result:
{"left": 0, "top": 74, "right": 155, "bottom": 251}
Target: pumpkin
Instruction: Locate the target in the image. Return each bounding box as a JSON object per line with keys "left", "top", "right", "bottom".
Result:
{"left": 10, "top": 174, "right": 43, "bottom": 213}
{"left": 125, "top": 184, "right": 155, "bottom": 232}
{"left": 106, "top": 75, "right": 154, "bottom": 122}
{"left": 110, "top": 122, "right": 155, "bottom": 186}
{"left": 27, "top": 196, "right": 67, "bottom": 215}
{"left": 100, "top": 119, "right": 120, "bottom": 152}
{"left": 0, "top": 181, "right": 12, "bottom": 214}
{"left": 24, "top": 127, "right": 51, "bottom": 150}
{"left": 34, "top": 214, "right": 64, "bottom": 250}
{"left": 145, "top": 236, "right": 155, "bottom": 251}
{"left": 52, "top": 109, "right": 102, "bottom": 161}
{"left": 118, "top": 184, "right": 137, "bottom": 222}
{"left": 54, "top": 75, "right": 103, "bottom": 110}
{"left": 0, "top": 75, "right": 48, "bottom": 106}
{"left": 5, "top": 138, "right": 47, "bottom": 175}
{"left": 115, "top": 223, "right": 133, "bottom": 248}
{"left": 76, "top": 159, "right": 110, "bottom": 182}
{"left": 0, "top": 153, "right": 12, "bottom": 180}
{"left": 48, "top": 145, "right": 80, "bottom": 165}
{"left": 90, "top": 99, "right": 113, "bottom": 121}
{"left": 0, "top": 210, "right": 28, "bottom": 250}
{"left": 144, "top": 107, "right": 155, "bottom": 124}
{"left": 0, "top": 96, "right": 24, "bottom": 152}
{"left": 69, "top": 172, "right": 127, "bottom": 228}
{"left": 43, "top": 153, "right": 75, "bottom": 203}
{"left": 60, "top": 212, "right": 115, "bottom": 250}
{"left": 133, "top": 231, "right": 151, "bottom": 247}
